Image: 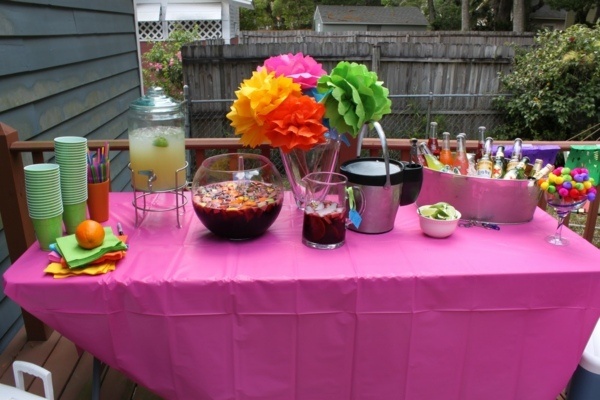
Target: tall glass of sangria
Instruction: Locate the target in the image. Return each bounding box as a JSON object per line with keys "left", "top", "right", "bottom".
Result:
{"left": 302, "top": 172, "right": 348, "bottom": 249}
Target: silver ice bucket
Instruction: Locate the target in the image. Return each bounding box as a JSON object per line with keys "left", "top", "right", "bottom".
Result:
{"left": 340, "top": 122, "right": 405, "bottom": 234}
{"left": 416, "top": 168, "right": 542, "bottom": 224}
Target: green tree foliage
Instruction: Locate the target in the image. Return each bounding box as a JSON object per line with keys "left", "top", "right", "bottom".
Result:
{"left": 239, "top": 0, "right": 520, "bottom": 32}
{"left": 240, "top": 0, "right": 595, "bottom": 33}
{"left": 272, "top": 0, "right": 317, "bottom": 29}
{"left": 142, "top": 28, "right": 200, "bottom": 100}
{"left": 474, "top": 0, "right": 514, "bottom": 31}
{"left": 241, "top": 0, "right": 385, "bottom": 30}
{"left": 381, "top": 0, "right": 423, "bottom": 8}
{"left": 494, "top": 25, "right": 600, "bottom": 140}
{"left": 240, "top": 0, "right": 274, "bottom": 30}
{"left": 431, "top": 0, "right": 461, "bottom": 30}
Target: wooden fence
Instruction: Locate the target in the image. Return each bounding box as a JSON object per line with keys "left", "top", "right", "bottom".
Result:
{"left": 182, "top": 35, "right": 530, "bottom": 139}
{"left": 182, "top": 31, "right": 533, "bottom": 105}
{"left": 182, "top": 38, "right": 526, "bottom": 106}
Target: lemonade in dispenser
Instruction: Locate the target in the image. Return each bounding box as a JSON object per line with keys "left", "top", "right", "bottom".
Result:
{"left": 128, "top": 87, "right": 186, "bottom": 191}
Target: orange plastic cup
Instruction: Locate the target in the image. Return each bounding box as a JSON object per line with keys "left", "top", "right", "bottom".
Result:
{"left": 87, "top": 180, "right": 110, "bottom": 222}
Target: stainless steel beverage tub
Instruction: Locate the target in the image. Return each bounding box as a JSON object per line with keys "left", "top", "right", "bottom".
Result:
{"left": 416, "top": 168, "right": 542, "bottom": 224}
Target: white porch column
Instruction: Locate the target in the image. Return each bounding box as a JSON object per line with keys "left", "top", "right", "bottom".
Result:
{"left": 222, "top": 0, "right": 231, "bottom": 44}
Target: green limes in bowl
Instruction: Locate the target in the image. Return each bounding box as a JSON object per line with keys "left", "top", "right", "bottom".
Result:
{"left": 418, "top": 202, "right": 459, "bottom": 220}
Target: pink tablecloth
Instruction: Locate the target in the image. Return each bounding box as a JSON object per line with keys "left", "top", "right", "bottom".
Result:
{"left": 3, "top": 192, "right": 600, "bottom": 400}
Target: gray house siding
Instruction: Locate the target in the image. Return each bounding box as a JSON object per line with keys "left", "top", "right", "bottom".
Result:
{"left": 0, "top": 0, "right": 141, "bottom": 352}
{"left": 323, "top": 24, "right": 369, "bottom": 32}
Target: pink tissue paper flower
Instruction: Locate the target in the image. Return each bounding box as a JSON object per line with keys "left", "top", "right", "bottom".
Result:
{"left": 261, "top": 52, "right": 326, "bottom": 90}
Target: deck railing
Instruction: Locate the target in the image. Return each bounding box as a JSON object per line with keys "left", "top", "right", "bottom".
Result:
{"left": 1, "top": 122, "right": 598, "bottom": 339}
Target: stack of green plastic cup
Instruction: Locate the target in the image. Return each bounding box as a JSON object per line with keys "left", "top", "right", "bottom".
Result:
{"left": 23, "top": 163, "right": 64, "bottom": 250}
{"left": 54, "top": 136, "right": 88, "bottom": 234}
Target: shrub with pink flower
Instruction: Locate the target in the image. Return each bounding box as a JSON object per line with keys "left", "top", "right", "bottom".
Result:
{"left": 142, "top": 28, "right": 199, "bottom": 100}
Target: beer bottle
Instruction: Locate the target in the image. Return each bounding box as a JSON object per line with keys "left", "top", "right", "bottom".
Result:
{"left": 529, "top": 158, "right": 544, "bottom": 179}
{"left": 491, "top": 146, "right": 506, "bottom": 179}
{"left": 452, "top": 133, "right": 469, "bottom": 175}
{"left": 503, "top": 156, "right": 530, "bottom": 180}
{"left": 476, "top": 137, "right": 494, "bottom": 178}
{"left": 427, "top": 122, "right": 440, "bottom": 157}
{"left": 506, "top": 138, "right": 523, "bottom": 172}
{"left": 533, "top": 163, "right": 555, "bottom": 180}
{"left": 475, "top": 126, "right": 487, "bottom": 162}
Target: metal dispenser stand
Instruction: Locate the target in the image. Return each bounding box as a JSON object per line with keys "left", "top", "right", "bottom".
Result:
{"left": 129, "top": 162, "right": 188, "bottom": 228}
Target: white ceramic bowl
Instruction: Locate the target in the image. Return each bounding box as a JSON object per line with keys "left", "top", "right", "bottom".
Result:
{"left": 417, "top": 209, "right": 461, "bottom": 238}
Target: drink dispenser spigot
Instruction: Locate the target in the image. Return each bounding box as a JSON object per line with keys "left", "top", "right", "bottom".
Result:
{"left": 128, "top": 87, "right": 186, "bottom": 192}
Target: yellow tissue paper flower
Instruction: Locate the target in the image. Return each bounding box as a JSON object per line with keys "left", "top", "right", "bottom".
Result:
{"left": 226, "top": 69, "right": 301, "bottom": 148}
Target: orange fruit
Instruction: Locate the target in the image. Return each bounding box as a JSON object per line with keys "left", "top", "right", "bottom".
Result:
{"left": 75, "top": 220, "right": 105, "bottom": 249}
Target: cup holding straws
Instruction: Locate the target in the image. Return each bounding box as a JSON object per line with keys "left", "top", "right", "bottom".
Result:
{"left": 87, "top": 143, "right": 110, "bottom": 222}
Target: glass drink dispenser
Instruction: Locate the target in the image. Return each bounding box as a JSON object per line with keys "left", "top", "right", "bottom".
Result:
{"left": 128, "top": 87, "right": 186, "bottom": 192}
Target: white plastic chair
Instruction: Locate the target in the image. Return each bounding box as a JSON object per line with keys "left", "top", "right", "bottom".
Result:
{"left": 0, "top": 361, "right": 54, "bottom": 400}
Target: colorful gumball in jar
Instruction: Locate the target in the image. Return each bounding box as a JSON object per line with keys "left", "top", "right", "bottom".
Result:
{"left": 537, "top": 167, "right": 597, "bottom": 204}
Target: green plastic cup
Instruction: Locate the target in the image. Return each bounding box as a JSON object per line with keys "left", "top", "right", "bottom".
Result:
{"left": 31, "top": 214, "right": 63, "bottom": 251}
{"left": 54, "top": 136, "right": 87, "bottom": 146}
{"left": 63, "top": 201, "right": 87, "bottom": 234}
{"left": 28, "top": 203, "right": 64, "bottom": 220}
{"left": 24, "top": 163, "right": 60, "bottom": 174}
{"left": 23, "top": 164, "right": 63, "bottom": 219}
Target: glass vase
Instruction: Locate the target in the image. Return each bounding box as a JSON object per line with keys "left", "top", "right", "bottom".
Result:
{"left": 279, "top": 138, "right": 341, "bottom": 209}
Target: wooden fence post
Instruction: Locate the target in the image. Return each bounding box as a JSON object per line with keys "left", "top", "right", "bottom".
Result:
{"left": 371, "top": 44, "right": 380, "bottom": 74}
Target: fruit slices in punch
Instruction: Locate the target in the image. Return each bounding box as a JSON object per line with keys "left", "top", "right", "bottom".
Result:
{"left": 192, "top": 180, "right": 283, "bottom": 240}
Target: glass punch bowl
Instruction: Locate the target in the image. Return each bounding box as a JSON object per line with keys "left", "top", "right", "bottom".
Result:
{"left": 191, "top": 153, "right": 284, "bottom": 240}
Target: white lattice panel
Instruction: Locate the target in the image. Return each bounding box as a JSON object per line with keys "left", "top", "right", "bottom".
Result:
{"left": 139, "top": 21, "right": 164, "bottom": 41}
{"left": 168, "top": 21, "right": 222, "bottom": 39}
{"left": 140, "top": 20, "right": 222, "bottom": 41}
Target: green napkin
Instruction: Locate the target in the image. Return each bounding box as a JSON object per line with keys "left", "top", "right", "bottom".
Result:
{"left": 56, "top": 227, "right": 128, "bottom": 269}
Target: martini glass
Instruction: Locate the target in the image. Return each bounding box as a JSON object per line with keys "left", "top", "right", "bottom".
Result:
{"left": 545, "top": 193, "right": 587, "bottom": 246}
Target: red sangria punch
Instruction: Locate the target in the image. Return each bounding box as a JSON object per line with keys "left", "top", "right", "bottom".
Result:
{"left": 302, "top": 200, "right": 346, "bottom": 249}
{"left": 193, "top": 181, "right": 283, "bottom": 239}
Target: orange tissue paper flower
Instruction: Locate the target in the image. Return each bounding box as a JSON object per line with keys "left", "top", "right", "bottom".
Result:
{"left": 263, "top": 94, "right": 328, "bottom": 153}
{"left": 226, "top": 69, "right": 301, "bottom": 148}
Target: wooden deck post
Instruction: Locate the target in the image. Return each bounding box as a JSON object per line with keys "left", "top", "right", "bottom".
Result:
{"left": 0, "top": 122, "right": 52, "bottom": 340}
{"left": 583, "top": 195, "right": 599, "bottom": 243}
{"left": 0, "top": 123, "right": 36, "bottom": 261}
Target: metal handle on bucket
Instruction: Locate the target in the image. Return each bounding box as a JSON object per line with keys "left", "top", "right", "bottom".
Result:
{"left": 356, "top": 122, "right": 392, "bottom": 188}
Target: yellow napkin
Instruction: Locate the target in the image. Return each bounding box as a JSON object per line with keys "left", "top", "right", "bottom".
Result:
{"left": 44, "top": 261, "right": 116, "bottom": 279}
{"left": 56, "top": 227, "right": 127, "bottom": 268}
{"left": 44, "top": 250, "right": 126, "bottom": 278}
